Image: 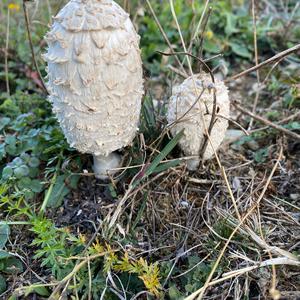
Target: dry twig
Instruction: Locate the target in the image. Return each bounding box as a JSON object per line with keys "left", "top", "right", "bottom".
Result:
{"left": 226, "top": 43, "right": 300, "bottom": 82}
{"left": 185, "top": 147, "right": 283, "bottom": 300}
{"left": 233, "top": 101, "right": 300, "bottom": 140}
{"left": 22, "top": 0, "right": 47, "bottom": 93}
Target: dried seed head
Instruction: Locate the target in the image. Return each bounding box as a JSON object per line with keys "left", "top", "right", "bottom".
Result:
{"left": 167, "top": 73, "right": 230, "bottom": 170}
{"left": 44, "top": 0, "right": 143, "bottom": 161}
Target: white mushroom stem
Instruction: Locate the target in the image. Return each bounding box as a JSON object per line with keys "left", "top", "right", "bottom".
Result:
{"left": 93, "top": 152, "right": 122, "bottom": 180}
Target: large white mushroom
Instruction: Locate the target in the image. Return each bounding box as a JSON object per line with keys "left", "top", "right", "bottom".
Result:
{"left": 43, "top": 0, "right": 143, "bottom": 179}
{"left": 167, "top": 72, "right": 230, "bottom": 170}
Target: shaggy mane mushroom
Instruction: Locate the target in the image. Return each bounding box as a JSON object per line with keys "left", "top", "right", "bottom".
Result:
{"left": 44, "top": 0, "right": 144, "bottom": 179}
{"left": 167, "top": 72, "right": 230, "bottom": 170}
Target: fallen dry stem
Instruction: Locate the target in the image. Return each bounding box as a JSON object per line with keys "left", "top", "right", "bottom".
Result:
{"left": 184, "top": 256, "right": 299, "bottom": 300}
{"left": 145, "top": 0, "right": 187, "bottom": 76}
{"left": 185, "top": 147, "right": 283, "bottom": 300}
{"left": 5, "top": 9, "right": 10, "bottom": 96}
{"left": 226, "top": 43, "right": 300, "bottom": 82}
{"left": 22, "top": 0, "right": 47, "bottom": 93}
{"left": 250, "top": 111, "right": 300, "bottom": 133}
{"left": 233, "top": 101, "right": 300, "bottom": 140}
{"left": 248, "top": 0, "right": 260, "bottom": 130}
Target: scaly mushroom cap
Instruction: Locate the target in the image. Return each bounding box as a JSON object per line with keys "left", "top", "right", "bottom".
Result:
{"left": 44, "top": 0, "right": 143, "bottom": 156}
{"left": 167, "top": 73, "right": 230, "bottom": 169}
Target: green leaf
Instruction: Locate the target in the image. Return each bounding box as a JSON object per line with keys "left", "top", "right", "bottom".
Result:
{"left": 0, "top": 250, "right": 12, "bottom": 260}
{"left": 0, "top": 117, "right": 10, "bottom": 131}
{"left": 141, "top": 96, "right": 157, "bottom": 130}
{"left": 203, "top": 39, "right": 221, "bottom": 54}
{"left": 0, "top": 274, "right": 6, "bottom": 294}
{"left": 0, "top": 224, "right": 10, "bottom": 249}
{"left": 2, "top": 166, "right": 13, "bottom": 181}
{"left": 169, "top": 285, "right": 183, "bottom": 300}
{"left": 1, "top": 257, "right": 23, "bottom": 274}
{"left": 30, "top": 179, "right": 43, "bottom": 193}
{"left": 14, "top": 165, "right": 30, "bottom": 179}
{"left": 225, "top": 13, "right": 239, "bottom": 35}
{"left": 17, "top": 177, "right": 32, "bottom": 190}
{"left": 45, "top": 175, "right": 70, "bottom": 208}
{"left": 0, "top": 144, "right": 6, "bottom": 160}
{"left": 25, "top": 285, "right": 50, "bottom": 297}
{"left": 28, "top": 157, "right": 40, "bottom": 168}
{"left": 254, "top": 148, "right": 269, "bottom": 163}
{"left": 131, "top": 192, "right": 148, "bottom": 230}
{"left": 108, "top": 183, "right": 117, "bottom": 198}
{"left": 133, "top": 130, "right": 183, "bottom": 187}
{"left": 287, "top": 122, "right": 300, "bottom": 130}
{"left": 144, "top": 130, "right": 184, "bottom": 178}
{"left": 153, "top": 159, "right": 181, "bottom": 174}
{"left": 5, "top": 135, "right": 16, "bottom": 145}
{"left": 229, "top": 41, "right": 252, "bottom": 58}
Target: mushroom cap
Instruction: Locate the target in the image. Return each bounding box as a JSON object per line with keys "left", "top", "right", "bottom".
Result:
{"left": 167, "top": 73, "right": 230, "bottom": 165}
{"left": 44, "top": 0, "right": 143, "bottom": 156}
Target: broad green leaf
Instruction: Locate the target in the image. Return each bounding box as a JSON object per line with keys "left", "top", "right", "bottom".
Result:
{"left": 25, "top": 285, "right": 50, "bottom": 297}
{"left": 0, "top": 224, "right": 10, "bottom": 249}
{"left": 1, "top": 257, "right": 23, "bottom": 274}
{"left": 153, "top": 159, "right": 181, "bottom": 174}
{"left": 2, "top": 166, "right": 13, "bottom": 181}
{"left": 0, "top": 250, "right": 12, "bottom": 260}
{"left": 0, "top": 118, "right": 10, "bottom": 131}
{"left": 144, "top": 130, "right": 184, "bottom": 178}
{"left": 18, "top": 177, "right": 42, "bottom": 193}
{"left": 45, "top": 175, "right": 70, "bottom": 208}
{"left": 203, "top": 39, "right": 221, "bottom": 54}
{"left": 0, "top": 274, "right": 6, "bottom": 294}
{"left": 30, "top": 179, "right": 43, "bottom": 193}
{"left": 225, "top": 13, "right": 239, "bottom": 35}
{"left": 229, "top": 41, "right": 252, "bottom": 58}
{"left": 133, "top": 130, "right": 183, "bottom": 187}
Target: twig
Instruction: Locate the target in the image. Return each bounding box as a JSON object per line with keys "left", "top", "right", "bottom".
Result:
{"left": 145, "top": 0, "right": 187, "bottom": 76}
{"left": 251, "top": 0, "right": 260, "bottom": 83}
{"left": 22, "top": 0, "right": 48, "bottom": 93}
{"left": 167, "top": 65, "right": 188, "bottom": 78}
{"left": 168, "top": 54, "right": 223, "bottom": 79}
{"left": 197, "top": 7, "right": 212, "bottom": 70}
{"left": 233, "top": 101, "right": 300, "bottom": 140}
{"left": 184, "top": 256, "right": 298, "bottom": 300}
{"left": 185, "top": 147, "right": 283, "bottom": 300}
{"left": 250, "top": 111, "right": 300, "bottom": 133}
{"left": 188, "top": 0, "right": 210, "bottom": 53}
{"left": 5, "top": 9, "right": 10, "bottom": 96}
{"left": 249, "top": 0, "right": 260, "bottom": 129}
{"left": 169, "top": 0, "right": 193, "bottom": 75}
{"left": 226, "top": 43, "right": 300, "bottom": 82}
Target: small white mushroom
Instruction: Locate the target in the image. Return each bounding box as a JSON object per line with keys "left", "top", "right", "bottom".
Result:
{"left": 167, "top": 72, "right": 230, "bottom": 170}
{"left": 44, "top": 0, "right": 143, "bottom": 179}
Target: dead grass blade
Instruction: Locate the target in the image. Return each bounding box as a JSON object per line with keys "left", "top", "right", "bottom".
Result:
{"left": 184, "top": 147, "right": 283, "bottom": 300}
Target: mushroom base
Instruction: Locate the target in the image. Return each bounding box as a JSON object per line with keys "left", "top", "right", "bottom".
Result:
{"left": 93, "top": 152, "right": 122, "bottom": 180}
{"left": 187, "top": 158, "right": 200, "bottom": 171}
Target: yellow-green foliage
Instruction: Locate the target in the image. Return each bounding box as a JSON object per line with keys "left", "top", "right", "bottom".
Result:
{"left": 91, "top": 240, "right": 162, "bottom": 297}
